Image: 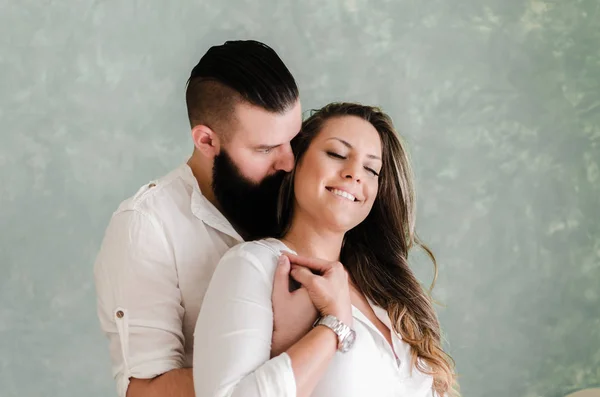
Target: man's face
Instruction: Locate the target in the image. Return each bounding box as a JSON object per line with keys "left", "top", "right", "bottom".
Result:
{"left": 223, "top": 100, "right": 302, "bottom": 181}
{"left": 212, "top": 100, "right": 302, "bottom": 238}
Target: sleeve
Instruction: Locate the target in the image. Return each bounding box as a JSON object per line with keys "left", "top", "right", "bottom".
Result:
{"left": 93, "top": 209, "right": 184, "bottom": 397}
{"left": 193, "top": 245, "right": 296, "bottom": 397}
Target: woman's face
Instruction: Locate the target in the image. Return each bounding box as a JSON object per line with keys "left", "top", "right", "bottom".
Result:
{"left": 292, "top": 115, "right": 383, "bottom": 233}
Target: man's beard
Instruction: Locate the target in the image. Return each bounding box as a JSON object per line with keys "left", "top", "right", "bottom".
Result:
{"left": 212, "top": 149, "right": 286, "bottom": 240}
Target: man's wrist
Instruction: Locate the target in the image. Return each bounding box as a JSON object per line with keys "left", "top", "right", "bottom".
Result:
{"left": 271, "top": 330, "right": 293, "bottom": 356}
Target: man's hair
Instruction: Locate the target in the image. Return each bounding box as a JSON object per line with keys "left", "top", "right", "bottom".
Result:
{"left": 185, "top": 40, "right": 299, "bottom": 139}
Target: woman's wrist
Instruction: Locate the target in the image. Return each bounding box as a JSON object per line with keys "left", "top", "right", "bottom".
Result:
{"left": 321, "top": 307, "right": 352, "bottom": 326}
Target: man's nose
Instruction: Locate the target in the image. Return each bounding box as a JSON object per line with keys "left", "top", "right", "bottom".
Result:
{"left": 274, "top": 145, "right": 295, "bottom": 173}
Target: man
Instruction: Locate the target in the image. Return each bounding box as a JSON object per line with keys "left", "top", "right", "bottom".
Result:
{"left": 94, "top": 40, "right": 310, "bottom": 397}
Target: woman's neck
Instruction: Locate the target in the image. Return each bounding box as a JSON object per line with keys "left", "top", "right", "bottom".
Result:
{"left": 281, "top": 214, "right": 344, "bottom": 262}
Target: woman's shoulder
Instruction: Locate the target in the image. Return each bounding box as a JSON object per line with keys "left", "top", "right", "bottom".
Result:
{"left": 220, "top": 238, "right": 289, "bottom": 269}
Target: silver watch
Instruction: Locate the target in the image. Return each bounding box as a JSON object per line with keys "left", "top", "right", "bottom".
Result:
{"left": 314, "top": 314, "right": 356, "bottom": 353}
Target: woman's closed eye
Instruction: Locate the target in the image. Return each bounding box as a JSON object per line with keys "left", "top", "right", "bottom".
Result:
{"left": 365, "top": 167, "right": 379, "bottom": 177}
{"left": 327, "top": 151, "right": 379, "bottom": 177}
{"left": 326, "top": 151, "right": 346, "bottom": 159}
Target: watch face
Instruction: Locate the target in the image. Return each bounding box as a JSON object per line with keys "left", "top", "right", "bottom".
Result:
{"left": 340, "top": 329, "right": 356, "bottom": 353}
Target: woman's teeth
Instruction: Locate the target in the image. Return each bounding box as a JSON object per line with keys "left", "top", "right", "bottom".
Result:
{"left": 329, "top": 188, "right": 356, "bottom": 202}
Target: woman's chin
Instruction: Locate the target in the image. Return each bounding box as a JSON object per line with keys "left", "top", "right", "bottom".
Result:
{"left": 318, "top": 214, "right": 362, "bottom": 235}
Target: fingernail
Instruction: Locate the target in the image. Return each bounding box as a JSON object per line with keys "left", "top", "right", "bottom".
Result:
{"left": 278, "top": 256, "right": 285, "bottom": 265}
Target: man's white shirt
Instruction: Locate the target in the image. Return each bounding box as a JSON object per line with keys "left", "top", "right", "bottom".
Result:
{"left": 94, "top": 163, "right": 242, "bottom": 397}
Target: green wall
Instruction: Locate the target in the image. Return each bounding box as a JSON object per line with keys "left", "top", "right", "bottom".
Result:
{"left": 1, "top": 1, "right": 599, "bottom": 396}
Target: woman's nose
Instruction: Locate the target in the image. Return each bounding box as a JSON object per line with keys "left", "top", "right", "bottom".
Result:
{"left": 341, "top": 162, "right": 361, "bottom": 183}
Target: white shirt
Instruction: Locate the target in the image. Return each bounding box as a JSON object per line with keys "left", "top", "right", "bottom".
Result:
{"left": 193, "top": 238, "right": 436, "bottom": 397}
{"left": 94, "top": 163, "right": 243, "bottom": 397}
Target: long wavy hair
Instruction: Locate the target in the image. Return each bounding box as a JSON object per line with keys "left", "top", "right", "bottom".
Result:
{"left": 276, "top": 102, "right": 459, "bottom": 396}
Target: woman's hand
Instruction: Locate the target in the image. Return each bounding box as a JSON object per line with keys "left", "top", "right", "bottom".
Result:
{"left": 283, "top": 252, "right": 353, "bottom": 326}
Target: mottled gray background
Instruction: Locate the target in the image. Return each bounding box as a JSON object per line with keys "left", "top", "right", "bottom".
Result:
{"left": 1, "top": 0, "right": 599, "bottom": 396}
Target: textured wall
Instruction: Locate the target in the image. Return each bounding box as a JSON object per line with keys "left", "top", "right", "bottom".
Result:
{"left": 1, "top": 1, "right": 599, "bottom": 396}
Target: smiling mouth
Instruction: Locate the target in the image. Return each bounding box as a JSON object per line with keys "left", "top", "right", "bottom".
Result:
{"left": 326, "top": 187, "right": 358, "bottom": 202}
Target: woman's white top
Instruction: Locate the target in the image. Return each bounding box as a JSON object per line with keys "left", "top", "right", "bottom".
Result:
{"left": 193, "top": 238, "right": 436, "bottom": 397}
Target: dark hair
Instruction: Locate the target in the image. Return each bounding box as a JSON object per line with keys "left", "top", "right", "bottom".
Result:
{"left": 277, "top": 103, "right": 459, "bottom": 396}
{"left": 185, "top": 40, "right": 299, "bottom": 137}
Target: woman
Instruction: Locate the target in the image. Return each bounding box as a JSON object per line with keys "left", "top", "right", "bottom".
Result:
{"left": 193, "top": 103, "right": 458, "bottom": 396}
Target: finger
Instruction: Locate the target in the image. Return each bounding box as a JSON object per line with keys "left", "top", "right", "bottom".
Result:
{"left": 272, "top": 255, "right": 290, "bottom": 299}
{"left": 290, "top": 264, "right": 319, "bottom": 287}
{"left": 283, "top": 253, "right": 333, "bottom": 273}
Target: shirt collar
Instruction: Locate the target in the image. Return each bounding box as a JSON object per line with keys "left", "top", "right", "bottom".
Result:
{"left": 179, "top": 163, "right": 244, "bottom": 243}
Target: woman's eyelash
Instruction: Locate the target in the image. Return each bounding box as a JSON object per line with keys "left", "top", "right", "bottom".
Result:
{"left": 326, "top": 151, "right": 346, "bottom": 159}
{"left": 327, "top": 151, "right": 379, "bottom": 177}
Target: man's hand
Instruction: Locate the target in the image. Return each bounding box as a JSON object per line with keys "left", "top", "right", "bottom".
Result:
{"left": 270, "top": 254, "right": 319, "bottom": 357}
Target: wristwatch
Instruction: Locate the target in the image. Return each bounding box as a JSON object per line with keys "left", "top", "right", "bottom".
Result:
{"left": 314, "top": 314, "right": 356, "bottom": 353}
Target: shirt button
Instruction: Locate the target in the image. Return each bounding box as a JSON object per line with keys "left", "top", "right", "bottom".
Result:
{"left": 148, "top": 183, "right": 156, "bottom": 188}
{"left": 116, "top": 310, "right": 124, "bottom": 319}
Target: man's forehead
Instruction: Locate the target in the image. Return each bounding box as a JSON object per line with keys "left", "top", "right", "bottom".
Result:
{"left": 233, "top": 101, "right": 301, "bottom": 146}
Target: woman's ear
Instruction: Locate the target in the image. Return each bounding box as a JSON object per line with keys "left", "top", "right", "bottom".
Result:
{"left": 191, "top": 124, "right": 221, "bottom": 158}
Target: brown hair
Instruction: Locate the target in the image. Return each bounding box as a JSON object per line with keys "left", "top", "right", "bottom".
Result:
{"left": 277, "top": 102, "right": 459, "bottom": 396}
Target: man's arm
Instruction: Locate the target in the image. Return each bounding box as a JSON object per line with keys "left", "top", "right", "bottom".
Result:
{"left": 94, "top": 209, "right": 192, "bottom": 397}
{"left": 127, "top": 369, "right": 193, "bottom": 397}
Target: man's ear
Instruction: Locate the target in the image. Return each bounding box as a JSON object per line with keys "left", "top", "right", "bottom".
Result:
{"left": 191, "top": 124, "right": 221, "bottom": 158}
